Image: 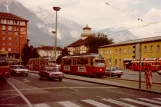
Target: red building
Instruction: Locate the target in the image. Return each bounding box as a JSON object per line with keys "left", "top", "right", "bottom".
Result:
{"left": 0, "top": 12, "right": 28, "bottom": 60}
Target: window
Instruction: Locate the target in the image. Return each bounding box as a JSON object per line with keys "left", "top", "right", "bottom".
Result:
{"left": 8, "top": 48, "right": 11, "bottom": 51}
{"left": 2, "top": 31, "right": 6, "bottom": 34}
{"left": 119, "top": 59, "right": 121, "bottom": 65}
{"left": 106, "top": 50, "right": 108, "bottom": 54}
{"left": 115, "top": 49, "right": 118, "bottom": 54}
{"left": 150, "top": 45, "right": 153, "bottom": 52}
{"left": 2, "top": 25, "right": 6, "bottom": 30}
{"left": 128, "top": 47, "right": 131, "bottom": 53}
{"left": 100, "top": 50, "right": 102, "bottom": 54}
{"left": 144, "top": 46, "right": 147, "bottom": 52}
{"left": 20, "top": 21, "right": 25, "bottom": 26}
{"left": 8, "top": 37, "right": 12, "bottom": 40}
{"left": 8, "top": 43, "right": 11, "bottom": 46}
{"left": 119, "top": 48, "right": 122, "bottom": 54}
{"left": 8, "top": 26, "right": 12, "bottom": 31}
{"left": 2, "top": 43, "right": 5, "bottom": 46}
{"left": 2, "top": 48, "right": 5, "bottom": 51}
{"left": 2, "top": 37, "right": 5, "bottom": 40}
{"left": 8, "top": 31, "right": 12, "bottom": 35}
{"left": 110, "top": 50, "right": 112, "bottom": 54}
{"left": 157, "top": 45, "right": 160, "bottom": 52}
{"left": 15, "top": 38, "right": 18, "bottom": 41}
{"left": 15, "top": 31, "right": 18, "bottom": 35}
{"left": 124, "top": 48, "right": 126, "bottom": 54}
{"left": 1, "top": 19, "right": 7, "bottom": 24}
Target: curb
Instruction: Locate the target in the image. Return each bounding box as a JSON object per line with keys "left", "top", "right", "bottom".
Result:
{"left": 29, "top": 71, "right": 161, "bottom": 94}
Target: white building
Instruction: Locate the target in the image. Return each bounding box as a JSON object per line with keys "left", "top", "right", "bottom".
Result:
{"left": 36, "top": 45, "right": 63, "bottom": 59}
{"left": 67, "top": 25, "right": 92, "bottom": 55}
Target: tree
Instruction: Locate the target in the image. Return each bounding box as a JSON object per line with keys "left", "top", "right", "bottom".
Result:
{"left": 56, "top": 47, "right": 70, "bottom": 64}
{"left": 21, "top": 44, "right": 40, "bottom": 65}
{"left": 88, "top": 33, "right": 113, "bottom": 53}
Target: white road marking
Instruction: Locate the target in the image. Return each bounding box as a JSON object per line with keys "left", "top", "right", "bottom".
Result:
{"left": 82, "top": 99, "right": 111, "bottom": 107}
{"left": 0, "top": 95, "right": 19, "bottom": 101}
{"left": 34, "top": 103, "right": 50, "bottom": 107}
{"left": 122, "top": 98, "right": 161, "bottom": 107}
{"left": 138, "top": 98, "right": 161, "bottom": 104}
{"left": 102, "top": 98, "right": 137, "bottom": 107}
{"left": 58, "top": 101, "right": 81, "bottom": 107}
{"left": 8, "top": 81, "right": 33, "bottom": 107}
{"left": 153, "top": 98, "right": 161, "bottom": 101}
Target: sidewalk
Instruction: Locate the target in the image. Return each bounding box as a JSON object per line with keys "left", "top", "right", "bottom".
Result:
{"left": 29, "top": 70, "right": 161, "bottom": 94}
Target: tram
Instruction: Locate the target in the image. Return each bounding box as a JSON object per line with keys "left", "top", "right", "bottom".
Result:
{"left": 60, "top": 53, "right": 106, "bottom": 77}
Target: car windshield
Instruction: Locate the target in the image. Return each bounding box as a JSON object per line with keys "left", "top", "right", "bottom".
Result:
{"left": 14, "top": 66, "right": 26, "bottom": 69}
{"left": 46, "top": 67, "right": 59, "bottom": 72}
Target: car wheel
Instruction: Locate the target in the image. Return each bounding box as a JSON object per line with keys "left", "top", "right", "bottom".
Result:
{"left": 40, "top": 76, "right": 43, "bottom": 80}
{"left": 59, "top": 78, "right": 62, "bottom": 81}
{"left": 118, "top": 75, "right": 121, "bottom": 78}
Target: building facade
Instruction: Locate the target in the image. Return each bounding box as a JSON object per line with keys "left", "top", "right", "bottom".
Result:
{"left": 0, "top": 12, "right": 28, "bottom": 60}
{"left": 67, "top": 25, "right": 92, "bottom": 55}
{"left": 36, "top": 45, "right": 63, "bottom": 59}
{"left": 99, "top": 36, "right": 161, "bottom": 69}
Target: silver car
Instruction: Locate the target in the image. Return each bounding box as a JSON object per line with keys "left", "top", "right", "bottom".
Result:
{"left": 105, "top": 67, "right": 123, "bottom": 78}
{"left": 10, "top": 65, "right": 29, "bottom": 76}
{"left": 157, "top": 70, "right": 161, "bottom": 75}
{"left": 39, "top": 66, "right": 64, "bottom": 81}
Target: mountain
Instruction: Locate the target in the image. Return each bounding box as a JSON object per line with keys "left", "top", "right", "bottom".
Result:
{"left": 99, "top": 27, "right": 139, "bottom": 43}
{"left": 0, "top": 0, "right": 83, "bottom": 47}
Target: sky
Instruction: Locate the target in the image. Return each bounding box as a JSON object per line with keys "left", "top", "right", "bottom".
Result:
{"left": 17, "top": 0, "right": 161, "bottom": 38}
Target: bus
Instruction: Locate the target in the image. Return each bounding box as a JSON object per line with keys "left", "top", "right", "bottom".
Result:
{"left": 130, "top": 60, "right": 161, "bottom": 72}
{"left": 27, "top": 57, "right": 57, "bottom": 70}
{"left": 0, "top": 50, "right": 10, "bottom": 82}
{"left": 60, "top": 53, "right": 106, "bottom": 77}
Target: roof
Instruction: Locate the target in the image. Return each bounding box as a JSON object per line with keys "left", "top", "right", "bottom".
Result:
{"left": 36, "top": 46, "right": 63, "bottom": 51}
{"left": 67, "top": 37, "right": 91, "bottom": 47}
{"left": 0, "top": 12, "right": 28, "bottom": 21}
{"left": 100, "top": 36, "right": 161, "bottom": 48}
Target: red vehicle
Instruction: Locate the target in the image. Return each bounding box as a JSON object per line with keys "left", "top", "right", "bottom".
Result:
{"left": 0, "top": 50, "right": 10, "bottom": 82}
{"left": 27, "top": 58, "right": 56, "bottom": 71}
{"left": 130, "top": 60, "right": 161, "bottom": 72}
{"left": 60, "top": 53, "right": 106, "bottom": 77}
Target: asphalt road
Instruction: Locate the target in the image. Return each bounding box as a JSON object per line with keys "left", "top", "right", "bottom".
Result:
{"left": 0, "top": 73, "right": 161, "bottom": 107}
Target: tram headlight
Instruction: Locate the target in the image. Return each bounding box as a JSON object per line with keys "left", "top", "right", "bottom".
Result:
{"left": 100, "top": 69, "right": 102, "bottom": 71}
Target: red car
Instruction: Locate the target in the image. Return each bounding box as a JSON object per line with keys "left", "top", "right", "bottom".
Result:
{"left": 39, "top": 66, "right": 64, "bottom": 81}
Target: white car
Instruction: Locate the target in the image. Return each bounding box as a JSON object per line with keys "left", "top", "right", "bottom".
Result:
{"left": 10, "top": 65, "right": 29, "bottom": 76}
{"left": 105, "top": 67, "right": 123, "bottom": 78}
{"left": 157, "top": 70, "right": 161, "bottom": 75}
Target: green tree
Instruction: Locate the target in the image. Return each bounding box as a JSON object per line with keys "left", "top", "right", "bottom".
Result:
{"left": 56, "top": 47, "right": 70, "bottom": 64}
{"left": 21, "top": 44, "right": 40, "bottom": 65}
{"left": 88, "top": 33, "right": 113, "bottom": 53}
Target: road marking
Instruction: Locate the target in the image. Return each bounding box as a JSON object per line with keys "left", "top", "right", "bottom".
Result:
{"left": 138, "top": 98, "right": 161, "bottom": 104}
{"left": 0, "top": 95, "right": 19, "bottom": 101}
{"left": 0, "top": 104, "right": 28, "bottom": 106}
{"left": 122, "top": 98, "right": 161, "bottom": 107}
{"left": 8, "top": 81, "right": 33, "bottom": 107}
{"left": 58, "top": 101, "right": 81, "bottom": 107}
{"left": 34, "top": 103, "right": 50, "bottom": 107}
{"left": 0, "top": 86, "right": 117, "bottom": 92}
{"left": 153, "top": 98, "right": 161, "bottom": 101}
{"left": 102, "top": 98, "right": 137, "bottom": 107}
{"left": 82, "top": 99, "right": 111, "bottom": 107}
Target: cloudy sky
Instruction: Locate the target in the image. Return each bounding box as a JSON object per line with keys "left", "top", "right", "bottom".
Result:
{"left": 18, "top": 0, "right": 161, "bottom": 38}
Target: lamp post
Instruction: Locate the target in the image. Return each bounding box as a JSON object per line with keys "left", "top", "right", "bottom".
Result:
{"left": 53, "top": 7, "right": 61, "bottom": 59}
{"left": 52, "top": 31, "right": 56, "bottom": 59}
{"left": 19, "top": 35, "right": 22, "bottom": 64}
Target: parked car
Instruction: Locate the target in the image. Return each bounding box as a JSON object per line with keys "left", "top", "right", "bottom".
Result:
{"left": 39, "top": 66, "right": 64, "bottom": 81}
{"left": 10, "top": 65, "right": 29, "bottom": 76}
{"left": 105, "top": 67, "right": 123, "bottom": 78}
{"left": 157, "top": 70, "right": 161, "bottom": 75}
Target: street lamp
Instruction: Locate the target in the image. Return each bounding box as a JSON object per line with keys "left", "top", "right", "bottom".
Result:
{"left": 53, "top": 7, "right": 61, "bottom": 59}
{"left": 19, "top": 35, "right": 22, "bottom": 64}
{"left": 52, "top": 31, "right": 56, "bottom": 59}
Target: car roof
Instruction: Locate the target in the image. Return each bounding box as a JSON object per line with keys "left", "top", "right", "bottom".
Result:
{"left": 11, "top": 65, "right": 25, "bottom": 66}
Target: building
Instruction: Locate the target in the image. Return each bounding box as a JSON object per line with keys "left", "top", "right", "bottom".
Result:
{"left": 36, "top": 45, "right": 63, "bottom": 59}
{"left": 67, "top": 25, "right": 92, "bottom": 55}
{"left": 99, "top": 36, "right": 161, "bottom": 69}
{"left": 0, "top": 12, "right": 28, "bottom": 60}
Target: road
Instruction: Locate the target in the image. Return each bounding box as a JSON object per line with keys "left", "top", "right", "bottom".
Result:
{"left": 0, "top": 73, "right": 161, "bottom": 107}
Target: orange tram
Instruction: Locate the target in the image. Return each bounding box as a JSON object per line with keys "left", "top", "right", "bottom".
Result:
{"left": 130, "top": 59, "right": 161, "bottom": 72}
{"left": 60, "top": 53, "right": 106, "bottom": 77}
{"left": 27, "top": 57, "right": 56, "bottom": 71}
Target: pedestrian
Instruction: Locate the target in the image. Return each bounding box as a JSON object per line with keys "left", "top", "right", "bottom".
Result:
{"left": 144, "top": 67, "right": 152, "bottom": 89}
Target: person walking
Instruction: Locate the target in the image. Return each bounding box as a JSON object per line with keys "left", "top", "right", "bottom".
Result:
{"left": 144, "top": 67, "right": 152, "bottom": 89}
